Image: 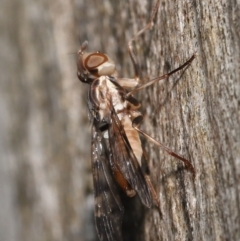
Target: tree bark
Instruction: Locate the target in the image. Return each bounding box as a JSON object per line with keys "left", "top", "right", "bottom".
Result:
{"left": 0, "top": 0, "right": 239, "bottom": 241}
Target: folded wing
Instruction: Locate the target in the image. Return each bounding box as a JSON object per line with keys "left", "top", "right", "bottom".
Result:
{"left": 92, "top": 124, "right": 124, "bottom": 241}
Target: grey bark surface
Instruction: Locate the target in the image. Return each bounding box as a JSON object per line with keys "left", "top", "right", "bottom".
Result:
{"left": 0, "top": 0, "right": 239, "bottom": 241}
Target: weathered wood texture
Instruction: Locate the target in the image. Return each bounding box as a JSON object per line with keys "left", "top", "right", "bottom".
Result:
{"left": 0, "top": 0, "right": 239, "bottom": 241}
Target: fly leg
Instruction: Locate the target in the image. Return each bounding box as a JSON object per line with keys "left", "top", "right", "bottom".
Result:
{"left": 128, "top": 0, "right": 160, "bottom": 83}
{"left": 126, "top": 53, "right": 196, "bottom": 97}
{"left": 132, "top": 116, "right": 196, "bottom": 177}
{"left": 116, "top": 0, "right": 160, "bottom": 89}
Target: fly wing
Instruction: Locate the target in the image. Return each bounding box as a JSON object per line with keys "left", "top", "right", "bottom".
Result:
{"left": 92, "top": 124, "right": 124, "bottom": 241}
{"left": 109, "top": 109, "right": 154, "bottom": 208}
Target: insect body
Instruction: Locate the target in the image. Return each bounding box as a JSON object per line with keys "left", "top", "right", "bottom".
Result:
{"left": 77, "top": 1, "right": 195, "bottom": 240}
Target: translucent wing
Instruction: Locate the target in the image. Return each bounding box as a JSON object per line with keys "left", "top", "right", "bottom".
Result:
{"left": 92, "top": 123, "right": 124, "bottom": 241}
{"left": 108, "top": 108, "right": 154, "bottom": 208}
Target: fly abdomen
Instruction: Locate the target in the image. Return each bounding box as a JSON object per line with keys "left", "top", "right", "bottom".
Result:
{"left": 119, "top": 113, "right": 143, "bottom": 165}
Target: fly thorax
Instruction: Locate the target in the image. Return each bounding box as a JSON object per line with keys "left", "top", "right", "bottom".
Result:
{"left": 93, "top": 76, "right": 124, "bottom": 121}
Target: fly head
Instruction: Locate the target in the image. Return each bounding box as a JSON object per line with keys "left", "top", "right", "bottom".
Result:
{"left": 77, "top": 41, "right": 117, "bottom": 83}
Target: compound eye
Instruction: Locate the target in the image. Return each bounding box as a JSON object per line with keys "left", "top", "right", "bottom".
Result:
{"left": 85, "top": 53, "right": 106, "bottom": 69}
{"left": 85, "top": 53, "right": 115, "bottom": 76}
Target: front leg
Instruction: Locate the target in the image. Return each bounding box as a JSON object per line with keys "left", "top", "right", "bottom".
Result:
{"left": 115, "top": 1, "right": 160, "bottom": 89}
{"left": 127, "top": 0, "right": 161, "bottom": 86}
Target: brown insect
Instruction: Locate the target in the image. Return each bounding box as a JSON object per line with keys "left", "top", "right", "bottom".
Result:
{"left": 77, "top": 1, "right": 195, "bottom": 240}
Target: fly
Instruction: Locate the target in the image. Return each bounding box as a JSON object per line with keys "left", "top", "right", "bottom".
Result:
{"left": 77, "top": 1, "right": 195, "bottom": 240}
